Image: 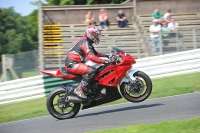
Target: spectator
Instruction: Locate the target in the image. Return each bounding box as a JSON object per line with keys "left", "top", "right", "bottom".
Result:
{"left": 151, "top": 9, "right": 163, "bottom": 24}
{"left": 168, "top": 19, "right": 179, "bottom": 32}
{"left": 163, "top": 9, "right": 172, "bottom": 26}
{"left": 161, "top": 23, "right": 170, "bottom": 46}
{"left": 99, "top": 9, "right": 109, "bottom": 29}
{"left": 149, "top": 20, "right": 161, "bottom": 52}
{"left": 116, "top": 10, "right": 128, "bottom": 28}
{"left": 84, "top": 11, "right": 95, "bottom": 25}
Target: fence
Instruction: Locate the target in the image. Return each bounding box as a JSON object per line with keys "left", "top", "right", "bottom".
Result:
{"left": 143, "top": 28, "right": 200, "bottom": 56}
{"left": 42, "top": 27, "right": 200, "bottom": 69}
{"left": 0, "top": 48, "right": 200, "bottom": 105}
{"left": 0, "top": 50, "right": 40, "bottom": 82}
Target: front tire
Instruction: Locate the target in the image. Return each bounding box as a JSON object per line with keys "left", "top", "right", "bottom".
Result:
{"left": 46, "top": 87, "right": 81, "bottom": 120}
{"left": 120, "top": 71, "right": 152, "bottom": 103}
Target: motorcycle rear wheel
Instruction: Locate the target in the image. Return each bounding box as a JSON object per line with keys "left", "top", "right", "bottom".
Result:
{"left": 120, "top": 71, "right": 152, "bottom": 103}
{"left": 46, "top": 87, "right": 81, "bottom": 120}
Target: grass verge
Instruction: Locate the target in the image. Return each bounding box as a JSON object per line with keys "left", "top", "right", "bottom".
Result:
{"left": 0, "top": 72, "right": 200, "bottom": 124}
{"left": 22, "top": 69, "right": 39, "bottom": 78}
{"left": 88, "top": 117, "right": 200, "bottom": 133}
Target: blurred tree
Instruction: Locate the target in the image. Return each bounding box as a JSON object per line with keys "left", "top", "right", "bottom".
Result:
{"left": 27, "top": 10, "right": 38, "bottom": 50}
{"left": 45, "top": 0, "right": 74, "bottom": 5}
{"left": 44, "top": 0, "right": 127, "bottom": 5}
{"left": 0, "top": 7, "right": 37, "bottom": 56}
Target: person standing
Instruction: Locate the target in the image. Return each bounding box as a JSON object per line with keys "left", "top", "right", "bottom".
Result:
{"left": 168, "top": 19, "right": 180, "bottom": 38}
{"left": 161, "top": 23, "right": 170, "bottom": 46}
{"left": 149, "top": 20, "right": 161, "bottom": 52}
{"left": 168, "top": 19, "right": 179, "bottom": 32}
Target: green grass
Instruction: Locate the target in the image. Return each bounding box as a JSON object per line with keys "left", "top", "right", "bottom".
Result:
{"left": 149, "top": 72, "right": 200, "bottom": 98}
{"left": 0, "top": 72, "right": 200, "bottom": 124}
{"left": 88, "top": 117, "right": 200, "bottom": 133}
{"left": 0, "top": 98, "right": 48, "bottom": 124}
{"left": 22, "top": 69, "right": 39, "bottom": 78}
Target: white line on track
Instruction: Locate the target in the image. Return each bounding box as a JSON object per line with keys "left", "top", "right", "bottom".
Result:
{"left": 1, "top": 92, "right": 200, "bottom": 125}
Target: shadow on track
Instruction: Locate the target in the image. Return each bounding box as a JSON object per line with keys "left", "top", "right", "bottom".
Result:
{"left": 76, "top": 103, "right": 164, "bottom": 118}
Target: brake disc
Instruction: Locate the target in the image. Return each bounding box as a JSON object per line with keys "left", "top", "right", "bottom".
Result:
{"left": 127, "top": 78, "right": 145, "bottom": 95}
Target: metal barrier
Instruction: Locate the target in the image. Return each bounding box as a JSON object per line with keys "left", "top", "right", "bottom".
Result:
{"left": 134, "top": 48, "right": 200, "bottom": 78}
{"left": 0, "top": 75, "right": 77, "bottom": 105}
{"left": 0, "top": 48, "right": 200, "bottom": 105}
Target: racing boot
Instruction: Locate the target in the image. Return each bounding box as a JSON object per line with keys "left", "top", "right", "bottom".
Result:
{"left": 74, "top": 80, "right": 88, "bottom": 99}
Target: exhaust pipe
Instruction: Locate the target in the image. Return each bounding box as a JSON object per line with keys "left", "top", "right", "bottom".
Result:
{"left": 65, "top": 96, "right": 82, "bottom": 103}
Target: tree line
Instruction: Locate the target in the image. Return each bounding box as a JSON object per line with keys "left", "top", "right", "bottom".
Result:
{"left": 44, "top": 0, "right": 126, "bottom": 5}
{"left": 0, "top": 0, "right": 126, "bottom": 58}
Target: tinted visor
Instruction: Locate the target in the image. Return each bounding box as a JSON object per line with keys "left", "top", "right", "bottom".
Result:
{"left": 93, "top": 32, "right": 101, "bottom": 44}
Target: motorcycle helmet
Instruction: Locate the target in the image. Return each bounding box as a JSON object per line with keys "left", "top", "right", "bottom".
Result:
{"left": 84, "top": 25, "right": 101, "bottom": 44}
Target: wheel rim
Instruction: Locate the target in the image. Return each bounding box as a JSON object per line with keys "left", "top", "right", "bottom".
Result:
{"left": 51, "top": 91, "right": 76, "bottom": 115}
{"left": 124, "top": 74, "right": 148, "bottom": 98}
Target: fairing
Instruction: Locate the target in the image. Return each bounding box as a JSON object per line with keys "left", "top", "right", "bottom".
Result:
{"left": 94, "top": 65, "right": 132, "bottom": 86}
{"left": 41, "top": 69, "right": 77, "bottom": 80}
{"left": 94, "top": 49, "right": 136, "bottom": 87}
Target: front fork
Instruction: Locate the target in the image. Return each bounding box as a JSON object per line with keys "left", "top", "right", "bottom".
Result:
{"left": 119, "top": 69, "right": 138, "bottom": 85}
{"left": 124, "top": 73, "right": 135, "bottom": 84}
{"left": 118, "top": 69, "right": 141, "bottom": 94}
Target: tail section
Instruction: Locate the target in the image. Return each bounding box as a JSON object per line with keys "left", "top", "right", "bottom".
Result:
{"left": 40, "top": 67, "right": 78, "bottom": 79}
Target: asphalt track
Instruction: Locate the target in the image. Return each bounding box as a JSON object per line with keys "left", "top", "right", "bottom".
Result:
{"left": 0, "top": 92, "right": 200, "bottom": 133}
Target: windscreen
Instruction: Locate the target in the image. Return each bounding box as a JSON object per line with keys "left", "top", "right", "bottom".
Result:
{"left": 112, "top": 47, "right": 125, "bottom": 55}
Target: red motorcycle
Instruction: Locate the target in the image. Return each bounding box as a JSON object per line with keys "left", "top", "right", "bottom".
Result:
{"left": 41, "top": 47, "right": 152, "bottom": 120}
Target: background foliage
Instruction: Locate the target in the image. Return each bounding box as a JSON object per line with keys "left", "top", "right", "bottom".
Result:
{"left": 0, "top": 7, "right": 38, "bottom": 56}
{"left": 45, "top": 0, "right": 126, "bottom": 5}
{"left": 0, "top": 0, "right": 126, "bottom": 58}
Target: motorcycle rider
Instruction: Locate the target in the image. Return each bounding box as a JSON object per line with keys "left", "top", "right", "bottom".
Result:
{"left": 65, "top": 25, "right": 109, "bottom": 99}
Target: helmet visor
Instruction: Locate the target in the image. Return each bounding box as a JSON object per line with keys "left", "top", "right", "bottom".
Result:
{"left": 93, "top": 32, "right": 101, "bottom": 44}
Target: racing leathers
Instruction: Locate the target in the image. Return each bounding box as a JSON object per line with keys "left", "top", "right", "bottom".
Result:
{"left": 65, "top": 36, "right": 107, "bottom": 99}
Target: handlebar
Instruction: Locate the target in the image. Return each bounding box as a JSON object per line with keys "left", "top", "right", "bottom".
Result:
{"left": 107, "top": 54, "right": 122, "bottom": 64}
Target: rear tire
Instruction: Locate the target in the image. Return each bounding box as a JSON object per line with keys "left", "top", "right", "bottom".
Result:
{"left": 120, "top": 71, "right": 152, "bottom": 103}
{"left": 46, "top": 87, "right": 81, "bottom": 120}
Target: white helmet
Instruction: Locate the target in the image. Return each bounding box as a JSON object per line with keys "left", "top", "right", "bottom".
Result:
{"left": 84, "top": 25, "right": 101, "bottom": 44}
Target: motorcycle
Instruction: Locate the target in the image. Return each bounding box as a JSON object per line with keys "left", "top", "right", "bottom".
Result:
{"left": 41, "top": 47, "right": 152, "bottom": 120}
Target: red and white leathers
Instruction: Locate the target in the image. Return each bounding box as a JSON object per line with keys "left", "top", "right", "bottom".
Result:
{"left": 65, "top": 36, "right": 107, "bottom": 99}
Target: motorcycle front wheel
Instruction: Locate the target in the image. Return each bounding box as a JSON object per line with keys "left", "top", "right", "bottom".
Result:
{"left": 46, "top": 87, "right": 81, "bottom": 120}
{"left": 120, "top": 71, "right": 152, "bottom": 103}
